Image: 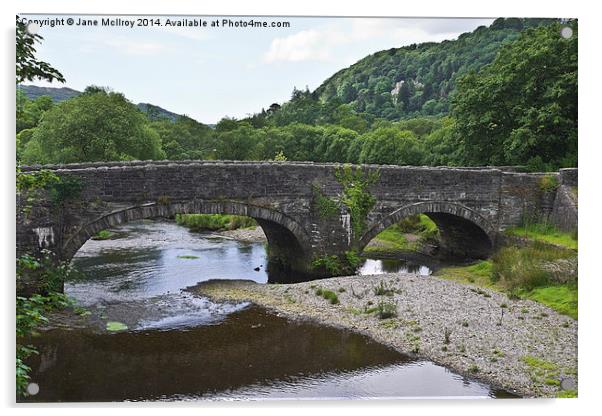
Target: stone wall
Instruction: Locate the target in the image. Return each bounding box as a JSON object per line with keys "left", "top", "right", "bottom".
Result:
{"left": 550, "top": 168, "right": 578, "bottom": 232}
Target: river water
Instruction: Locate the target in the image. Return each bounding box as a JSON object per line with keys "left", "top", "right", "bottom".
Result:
{"left": 22, "top": 220, "right": 513, "bottom": 401}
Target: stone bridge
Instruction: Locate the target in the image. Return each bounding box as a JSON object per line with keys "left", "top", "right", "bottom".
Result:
{"left": 16, "top": 161, "right": 577, "bottom": 293}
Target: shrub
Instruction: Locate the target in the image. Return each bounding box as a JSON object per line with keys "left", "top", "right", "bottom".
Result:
{"left": 491, "top": 242, "right": 575, "bottom": 292}
{"left": 375, "top": 300, "right": 398, "bottom": 319}
{"left": 311, "top": 255, "right": 343, "bottom": 275}
{"left": 373, "top": 280, "right": 395, "bottom": 296}
{"left": 315, "top": 287, "right": 340, "bottom": 305}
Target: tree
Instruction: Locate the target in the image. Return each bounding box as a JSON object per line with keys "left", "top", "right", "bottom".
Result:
{"left": 16, "top": 16, "right": 65, "bottom": 84}
{"left": 359, "top": 127, "right": 424, "bottom": 165}
{"left": 151, "top": 115, "right": 214, "bottom": 160}
{"left": 215, "top": 123, "right": 262, "bottom": 160}
{"left": 452, "top": 21, "right": 577, "bottom": 169}
{"left": 22, "top": 88, "right": 165, "bottom": 164}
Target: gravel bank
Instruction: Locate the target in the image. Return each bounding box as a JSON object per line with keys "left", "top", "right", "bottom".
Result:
{"left": 190, "top": 274, "right": 577, "bottom": 398}
{"left": 217, "top": 226, "right": 266, "bottom": 243}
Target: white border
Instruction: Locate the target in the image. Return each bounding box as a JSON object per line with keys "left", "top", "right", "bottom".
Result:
{"left": 2, "top": 1, "right": 600, "bottom": 415}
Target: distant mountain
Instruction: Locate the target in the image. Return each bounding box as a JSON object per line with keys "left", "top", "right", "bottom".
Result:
{"left": 17, "top": 85, "right": 186, "bottom": 122}
{"left": 18, "top": 85, "right": 80, "bottom": 102}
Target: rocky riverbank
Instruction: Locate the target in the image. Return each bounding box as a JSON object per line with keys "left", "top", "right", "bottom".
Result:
{"left": 190, "top": 274, "right": 578, "bottom": 398}
{"left": 217, "top": 226, "right": 267, "bottom": 243}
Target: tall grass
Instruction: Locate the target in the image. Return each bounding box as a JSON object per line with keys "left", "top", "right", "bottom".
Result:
{"left": 175, "top": 214, "right": 257, "bottom": 232}
{"left": 491, "top": 242, "right": 576, "bottom": 293}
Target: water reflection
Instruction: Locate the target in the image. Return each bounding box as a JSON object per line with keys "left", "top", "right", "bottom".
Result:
{"left": 22, "top": 306, "right": 509, "bottom": 402}
{"left": 359, "top": 258, "right": 432, "bottom": 276}
{"left": 20, "top": 220, "right": 515, "bottom": 401}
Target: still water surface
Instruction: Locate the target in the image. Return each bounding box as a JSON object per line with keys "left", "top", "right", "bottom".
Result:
{"left": 23, "top": 220, "right": 513, "bottom": 401}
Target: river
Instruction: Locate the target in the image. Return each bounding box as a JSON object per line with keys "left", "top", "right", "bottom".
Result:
{"left": 21, "top": 220, "right": 513, "bottom": 401}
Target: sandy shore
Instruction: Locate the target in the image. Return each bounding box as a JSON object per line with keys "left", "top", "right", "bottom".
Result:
{"left": 190, "top": 274, "right": 578, "bottom": 398}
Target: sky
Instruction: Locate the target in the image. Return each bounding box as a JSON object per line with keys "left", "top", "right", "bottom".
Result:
{"left": 21, "top": 15, "right": 494, "bottom": 125}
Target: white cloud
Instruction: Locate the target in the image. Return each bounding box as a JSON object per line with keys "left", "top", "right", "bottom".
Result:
{"left": 263, "top": 18, "right": 494, "bottom": 64}
{"left": 264, "top": 29, "right": 337, "bottom": 63}
{"left": 104, "top": 37, "right": 165, "bottom": 56}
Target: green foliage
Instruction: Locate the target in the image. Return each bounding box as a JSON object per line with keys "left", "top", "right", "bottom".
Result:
{"left": 106, "top": 321, "right": 128, "bottom": 332}
{"left": 451, "top": 21, "right": 577, "bottom": 169}
{"left": 557, "top": 390, "right": 577, "bottom": 398}
{"left": 151, "top": 115, "right": 215, "bottom": 160}
{"left": 22, "top": 87, "right": 165, "bottom": 164}
{"left": 16, "top": 16, "right": 65, "bottom": 84}
{"left": 273, "top": 150, "right": 287, "bottom": 161}
{"left": 505, "top": 222, "right": 577, "bottom": 250}
{"left": 16, "top": 91, "right": 54, "bottom": 134}
{"left": 491, "top": 242, "right": 575, "bottom": 292}
{"left": 16, "top": 283, "right": 73, "bottom": 397}
{"left": 359, "top": 127, "right": 424, "bottom": 165}
{"left": 335, "top": 165, "right": 379, "bottom": 240}
{"left": 17, "top": 251, "right": 74, "bottom": 294}
{"left": 47, "top": 176, "right": 83, "bottom": 205}
{"left": 175, "top": 214, "right": 257, "bottom": 232}
{"left": 375, "top": 300, "right": 398, "bottom": 319}
{"left": 314, "top": 287, "right": 340, "bottom": 305}
{"left": 177, "top": 255, "right": 200, "bottom": 260}
{"left": 373, "top": 280, "right": 396, "bottom": 296}
{"left": 313, "top": 18, "right": 556, "bottom": 120}
{"left": 311, "top": 255, "right": 343, "bottom": 275}
{"left": 312, "top": 185, "right": 339, "bottom": 219}
{"left": 93, "top": 230, "right": 114, "bottom": 240}
{"left": 521, "top": 285, "right": 578, "bottom": 320}
{"left": 344, "top": 250, "right": 362, "bottom": 270}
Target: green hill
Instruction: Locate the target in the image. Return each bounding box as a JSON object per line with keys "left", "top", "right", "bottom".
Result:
{"left": 18, "top": 85, "right": 185, "bottom": 122}
{"left": 278, "top": 18, "right": 559, "bottom": 122}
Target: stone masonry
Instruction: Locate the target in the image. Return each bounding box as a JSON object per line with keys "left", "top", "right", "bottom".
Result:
{"left": 16, "top": 161, "right": 577, "bottom": 293}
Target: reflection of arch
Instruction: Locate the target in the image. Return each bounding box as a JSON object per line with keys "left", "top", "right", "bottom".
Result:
{"left": 61, "top": 200, "right": 311, "bottom": 261}
{"left": 360, "top": 201, "right": 496, "bottom": 259}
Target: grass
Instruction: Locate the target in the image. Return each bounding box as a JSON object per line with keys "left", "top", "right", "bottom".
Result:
{"left": 505, "top": 223, "right": 577, "bottom": 250}
{"left": 92, "top": 230, "right": 115, "bottom": 240}
{"left": 106, "top": 321, "right": 128, "bottom": 332}
{"left": 435, "top": 242, "right": 578, "bottom": 320}
{"left": 363, "top": 214, "right": 439, "bottom": 255}
{"left": 519, "top": 285, "right": 578, "bottom": 319}
{"left": 363, "top": 225, "right": 417, "bottom": 253}
{"left": 314, "top": 287, "right": 340, "bottom": 305}
{"left": 177, "top": 255, "right": 200, "bottom": 260}
{"left": 373, "top": 280, "right": 396, "bottom": 296}
{"left": 375, "top": 301, "right": 398, "bottom": 319}
{"left": 434, "top": 260, "right": 495, "bottom": 288}
{"left": 175, "top": 214, "right": 257, "bottom": 232}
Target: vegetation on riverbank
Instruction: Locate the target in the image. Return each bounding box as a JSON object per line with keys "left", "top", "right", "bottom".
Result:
{"left": 16, "top": 252, "right": 77, "bottom": 397}
{"left": 363, "top": 214, "right": 438, "bottom": 255}
{"left": 435, "top": 239, "right": 578, "bottom": 319}
{"left": 175, "top": 213, "right": 257, "bottom": 232}
{"left": 505, "top": 223, "right": 578, "bottom": 250}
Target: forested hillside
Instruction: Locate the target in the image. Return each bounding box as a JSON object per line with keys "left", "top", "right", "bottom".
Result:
{"left": 276, "top": 18, "right": 558, "bottom": 122}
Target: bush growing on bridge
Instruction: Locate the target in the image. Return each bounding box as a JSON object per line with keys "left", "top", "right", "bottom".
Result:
{"left": 335, "top": 165, "right": 379, "bottom": 240}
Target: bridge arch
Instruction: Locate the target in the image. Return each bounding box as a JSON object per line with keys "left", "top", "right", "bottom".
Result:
{"left": 360, "top": 201, "right": 496, "bottom": 259}
{"left": 60, "top": 200, "right": 312, "bottom": 270}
